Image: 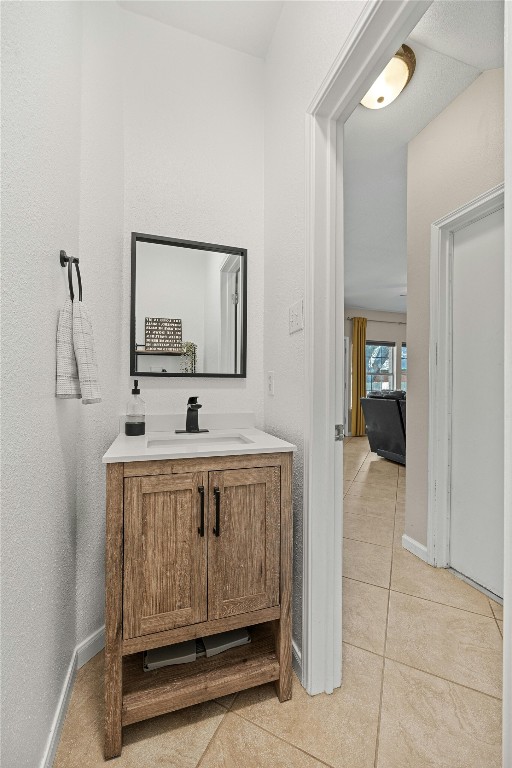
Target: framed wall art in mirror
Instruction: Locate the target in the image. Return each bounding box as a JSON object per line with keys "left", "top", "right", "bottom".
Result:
{"left": 130, "top": 233, "right": 247, "bottom": 378}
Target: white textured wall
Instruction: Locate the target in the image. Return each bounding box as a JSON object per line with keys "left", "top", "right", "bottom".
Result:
{"left": 75, "top": 0, "right": 124, "bottom": 645}
{"left": 407, "top": 68, "right": 504, "bottom": 546}
{"left": 121, "top": 9, "right": 264, "bottom": 420}
{"left": 263, "top": 0, "right": 364, "bottom": 646}
{"left": 1, "top": 3, "right": 83, "bottom": 765}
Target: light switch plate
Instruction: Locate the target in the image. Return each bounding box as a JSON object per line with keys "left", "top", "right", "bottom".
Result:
{"left": 289, "top": 299, "right": 304, "bottom": 334}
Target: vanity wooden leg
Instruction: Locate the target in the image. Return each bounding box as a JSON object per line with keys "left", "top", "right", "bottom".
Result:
{"left": 104, "top": 463, "right": 124, "bottom": 759}
{"left": 275, "top": 453, "right": 293, "bottom": 702}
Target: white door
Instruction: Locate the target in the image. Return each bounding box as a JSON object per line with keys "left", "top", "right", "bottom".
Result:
{"left": 450, "top": 206, "right": 504, "bottom": 597}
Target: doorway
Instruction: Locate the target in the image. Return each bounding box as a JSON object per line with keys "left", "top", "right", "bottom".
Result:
{"left": 302, "top": 0, "right": 511, "bottom": 761}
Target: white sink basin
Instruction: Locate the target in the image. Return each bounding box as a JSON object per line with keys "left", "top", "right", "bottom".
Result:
{"left": 103, "top": 423, "right": 296, "bottom": 463}
{"left": 147, "top": 432, "right": 253, "bottom": 449}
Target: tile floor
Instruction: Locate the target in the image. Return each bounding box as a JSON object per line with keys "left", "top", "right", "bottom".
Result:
{"left": 55, "top": 437, "right": 503, "bottom": 767}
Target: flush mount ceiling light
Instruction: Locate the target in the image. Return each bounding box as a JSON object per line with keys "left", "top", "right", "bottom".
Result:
{"left": 361, "top": 45, "right": 416, "bottom": 110}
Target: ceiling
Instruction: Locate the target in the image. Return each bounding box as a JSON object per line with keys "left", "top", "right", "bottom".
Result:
{"left": 344, "top": 0, "right": 504, "bottom": 313}
{"left": 118, "top": 1, "right": 283, "bottom": 58}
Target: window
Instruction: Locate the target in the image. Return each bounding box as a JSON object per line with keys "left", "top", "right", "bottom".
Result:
{"left": 366, "top": 341, "right": 395, "bottom": 394}
{"left": 401, "top": 344, "right": 407, "bottom": 391}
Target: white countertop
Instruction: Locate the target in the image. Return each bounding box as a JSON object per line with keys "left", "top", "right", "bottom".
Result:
{"left": 102, "top": 427, "right": 296, "bottom": 464}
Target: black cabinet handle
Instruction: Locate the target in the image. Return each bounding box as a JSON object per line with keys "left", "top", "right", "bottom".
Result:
{"left": 198, "top": 486, "right": 205, "bottom": 537}
{"left": 213, "top": 486, "right": 221, "bottom": 536}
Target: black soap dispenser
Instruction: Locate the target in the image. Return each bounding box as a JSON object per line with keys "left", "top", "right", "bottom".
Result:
{"left": 125, "top": 380, "right": 146, "bottom": 436}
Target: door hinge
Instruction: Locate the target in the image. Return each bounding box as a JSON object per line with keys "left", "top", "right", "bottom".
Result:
{"left": 335, "top": 424, "right": 344, "bottom": 441}
{"left": 231, "top": 293, "right": 239, "bottom": 305}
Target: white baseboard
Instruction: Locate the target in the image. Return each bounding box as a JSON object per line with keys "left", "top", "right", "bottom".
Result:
{"left": 76, "top": 625, "right": 105, "bottom": 669}
{"left": 402, "top": 534, "right": 428, "bottom": 563}
{"left": 40, "top": 625, "right": 105, "bottom": 768}
{"left": 41, "top": 651, "right": 77, "bottom": 768}
{"left": 292, "top": 638, "right": 302, "bottom": 682}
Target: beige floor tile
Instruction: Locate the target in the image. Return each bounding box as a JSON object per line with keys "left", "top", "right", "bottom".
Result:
{"left": 199, "top": 713, "right": 326, "bottom": 768}
{"left": 232, "top": 646, "right": 383, "bottom": 768}
{"left": 344, "top": 460, "right": 365, "bottom": 473}
{"left": 347, "top": 484, "right": 397, "bottom": 505}
{"left": 489, "top": 599, "right": 504, "bottom": 621}
{"left": 393, "top": 515, "right": 405, "bottom": 549}
{"left": 343, "top": 497, "right": 396, "bottom": 520}
{"left": 55, "top": 698, "right": 226, "bottom": 768}
{"left": 357, "top": 456, "right": 397, "bottom": 468}
{"left": 346, "top": 437, "right": 369, "bottom": 449}
{"left": 215, "top": 692, "right": 238, "bottom": 710}
{"left": 497, "top": 620, "right": 503, "bottom": 636}
{"left": 386, "top": 591, "right": 503, "bottom": 698}
{"left": 377, "top": 659, "right": 502, "bottom": 768}
{"left": 351, "top": 474, "right": 398, "bottom": 491}
{"left": 343, "top": 578, "right": 389, "bottom": 654}
{"left": 343, "top": 538, "right": 392, "bottom": 588}
{"left": 344, "top": 467, "right": 363, "bottom": 482}
{"left": 395, "top": 500, "right": 405, "bottom": 515}
{"left": 344, "top": 510, "right": 394, "bottom": 548}
{"left": 391, "top": 549, "right": 494, "bottom": 617}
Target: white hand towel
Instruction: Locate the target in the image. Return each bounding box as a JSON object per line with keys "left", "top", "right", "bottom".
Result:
{"left": 56, "top": 298, "right": 81, "bottom": 399}
{"left": 72, "top": 301, "right": 102, "bottom": 405}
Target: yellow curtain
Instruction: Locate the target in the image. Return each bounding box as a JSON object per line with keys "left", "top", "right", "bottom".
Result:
{"left": 351, "top": 317, "right": 367, "bottom": 436}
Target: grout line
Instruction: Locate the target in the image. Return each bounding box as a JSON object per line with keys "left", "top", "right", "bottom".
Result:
{"left": 488, "top": 598, "right": 504, "bottom": 638}
{"left": 387, "top": 587, "right": 502, "bottom": 620}
{"left": 195, "top": 706, "right": 230, "bottom": 768}
{"left": 342, "top": 639, "right": 386, "bottom": 660}
{"left": 343, "top": 535, "right": 393, "bottom": 551}
{"left": 342, "top": 575, "right": 391, "bottom": 590}
{"left": 229, "top": 710, "right": 337, "bottom": 768}
{"left": 372, "top": 470, "right": 398, "bottom": 768}
{"left": 381, "top": 653, "right": 504, "bottom": 702}
{"left": 488, "top": 596, "right": 505, "bottom": 620}
{"left": 343, "top": 576, "right": 389, "bottom": 593}
{"left": 343, "top": 637, "right": 504, "bottom": 703}
{"left": 214, "top": 692, "right": 239, "bottom": 712}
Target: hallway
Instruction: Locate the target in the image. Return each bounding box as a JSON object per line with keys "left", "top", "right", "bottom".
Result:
{"left": 343, "top": 436, "right": 503, "bottom": 766}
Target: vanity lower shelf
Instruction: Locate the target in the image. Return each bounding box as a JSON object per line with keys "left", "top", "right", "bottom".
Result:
{"left": 122, "top": 623, "right": 279, "bottom": 726}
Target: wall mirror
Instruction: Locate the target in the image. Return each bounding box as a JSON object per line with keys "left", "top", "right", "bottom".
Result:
{"left": 130, "top": 233, "right": 247, "bottom": 377}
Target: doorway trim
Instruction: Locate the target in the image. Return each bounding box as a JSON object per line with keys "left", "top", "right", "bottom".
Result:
{"left": 301, "top": 0, "right": 432, "bottom": 696}
{"left": 427, "top": 183, "right": 504, "bottom": 569}
{"left": 303, "top": 0, "right": 511, "bottom": 757}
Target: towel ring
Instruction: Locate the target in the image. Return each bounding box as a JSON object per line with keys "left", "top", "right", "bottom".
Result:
{"left": 60, "top": 250, "right": 82, "bottom": 302}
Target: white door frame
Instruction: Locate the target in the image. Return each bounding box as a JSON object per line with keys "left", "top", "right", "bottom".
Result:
{"left": 504, "top": 7, "right": 512, "bottom": 763}
{"left": 302, "top": 0, "right": 431, "bottom": 696}
{"left": 427, "top": 183, "right": 504, "bottom": 570}
{"left": 303, "top": 0, "right": 512, "bottom": 759}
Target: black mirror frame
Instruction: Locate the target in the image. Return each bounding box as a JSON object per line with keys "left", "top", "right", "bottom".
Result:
{"left": 130, "top": 232, "right": 247, "bottom": 378}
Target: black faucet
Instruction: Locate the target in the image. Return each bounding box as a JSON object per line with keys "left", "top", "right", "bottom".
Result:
{"left": 175, "top": 397, "right": 209, "bottom": 434}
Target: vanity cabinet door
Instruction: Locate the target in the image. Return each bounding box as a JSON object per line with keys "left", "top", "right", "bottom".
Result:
{"left": 208, "top": 467, "right": 280, "bottom": 620}
{"left": 123, "top": 473, "right": 207, "bottom": 639}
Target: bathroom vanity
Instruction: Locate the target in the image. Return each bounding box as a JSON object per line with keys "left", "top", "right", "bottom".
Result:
{"left": 102, "top": 421, "right": 295, "bottom": 759}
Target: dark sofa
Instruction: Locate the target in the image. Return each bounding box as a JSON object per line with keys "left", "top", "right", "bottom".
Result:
{"left": 360, "top": 390, "right": 406, "bottom": 465}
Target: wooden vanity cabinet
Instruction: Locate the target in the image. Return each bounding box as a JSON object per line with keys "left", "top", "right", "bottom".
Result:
{"left": 104, "top": 452, "right": 292, "bottom": 759}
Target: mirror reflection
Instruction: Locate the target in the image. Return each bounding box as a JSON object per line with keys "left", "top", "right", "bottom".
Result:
{"left": 131, "top": 234, "right": 246, "bottom": 377}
